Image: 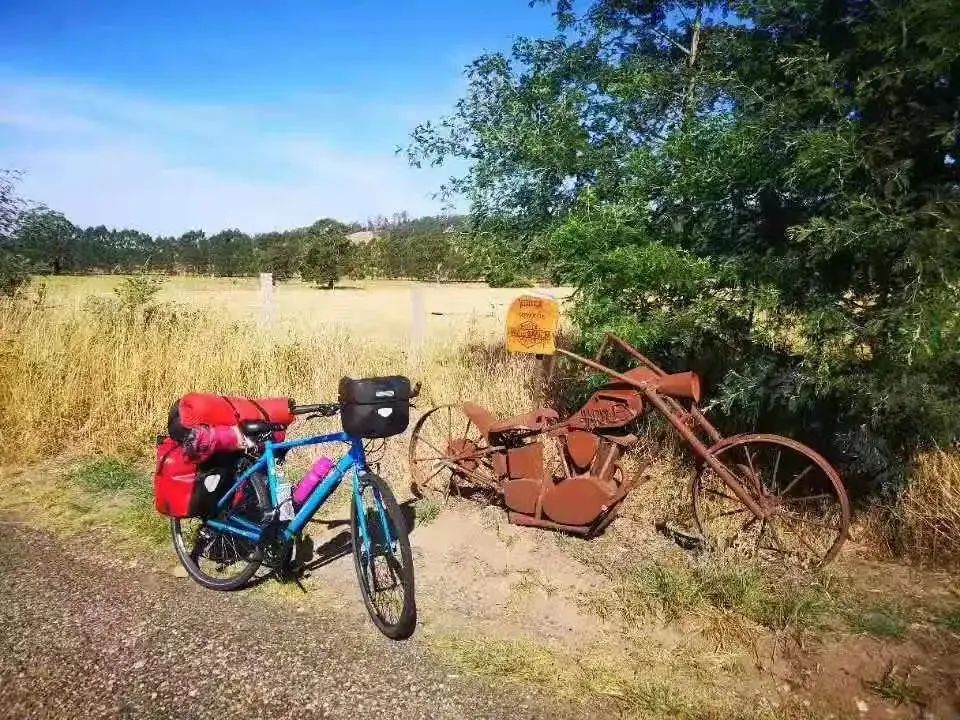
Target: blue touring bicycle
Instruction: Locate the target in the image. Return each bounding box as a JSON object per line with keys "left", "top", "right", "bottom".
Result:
{"left": 170, "top": 377, "right": 418, "bottom": 640}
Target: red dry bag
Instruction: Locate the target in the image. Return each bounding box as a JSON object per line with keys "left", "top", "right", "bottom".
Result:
{"left": 168, "top": 393, "right": 294, "bottom": 442}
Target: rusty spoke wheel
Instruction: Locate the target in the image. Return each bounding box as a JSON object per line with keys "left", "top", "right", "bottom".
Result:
{"left": 692, "top": 434, "right": 850, "bottom": 567}
{"left": 408, "top": 404, "right": 498, "bottom": 502}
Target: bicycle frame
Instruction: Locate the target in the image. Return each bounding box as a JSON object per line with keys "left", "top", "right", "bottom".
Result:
{"left": 203, "top": 430, "right": 391, "bottom": 558}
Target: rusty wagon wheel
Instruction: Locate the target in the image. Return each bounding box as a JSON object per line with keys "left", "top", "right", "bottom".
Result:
{"left": 691, "top": 434, "right": 850, "bottom": 567}
{"left": 408, "top": 404, "right": 500, "bottom": 502}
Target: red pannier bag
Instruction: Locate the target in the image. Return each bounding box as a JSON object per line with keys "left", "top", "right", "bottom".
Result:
{"left": 153, "top": 436, "right": 249, "bottom": 518}
{"left": 153, "top": 436, "right": 201, "bottom": 518}
{"left": 168, "top": 393, "right": 294, "bottom": 442}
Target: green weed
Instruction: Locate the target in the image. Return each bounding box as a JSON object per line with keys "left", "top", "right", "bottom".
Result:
{"left": 69, "top": 456, "right": 145, "bottom": 494}
{"left": 850, "top": 602, "right": 908, "bottom": 638}
{"left": 65, "top": 456, "right": 168, "bottom": 548}
{"left": 865, "top": 664, "right": 925, "bottom": 706}
{"left": 114, "top": 500, "right": 170, "bottom": 545}
{"left": 413, "top": 498, "right": 441, "bottom": 526}
{"left": 935, "top": 609, "right": 960, "bottom": 632}
{"left": 600, "top": 559, "right": 838, "bottom": 633}
{"left": 429, "top": 633, "right": 810, "bottom": 720}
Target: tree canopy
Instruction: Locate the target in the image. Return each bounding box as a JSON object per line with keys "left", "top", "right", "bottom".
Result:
{"left": 408, "top": 0, "right": 960, "bottom": 489}
{"left": 6, "top": 207, "right": 474, "bottom": 284}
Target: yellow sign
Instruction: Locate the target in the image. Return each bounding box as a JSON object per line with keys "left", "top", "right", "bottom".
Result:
{"left": 506, "top": 295, "right": 560, "bottom": 355}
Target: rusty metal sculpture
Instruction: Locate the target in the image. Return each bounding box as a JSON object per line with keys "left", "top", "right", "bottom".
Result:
{"left": 409, "top": 300, "right": 850, "bottom": 566}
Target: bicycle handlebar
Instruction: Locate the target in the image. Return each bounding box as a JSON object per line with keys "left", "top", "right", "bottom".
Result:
{"left": 291, "top": 381, "right": 421, "bottom": 417}
{"left": 290, "top": 402, "right": 340, "bottom": 416}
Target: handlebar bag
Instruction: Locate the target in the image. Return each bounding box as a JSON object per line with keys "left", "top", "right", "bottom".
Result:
{"left": 153, "top": 436, "right": 240, "bottom": 518}
{"left": 338, "top": 376, "right": 411, "bottom": 439}
{"left": 168, "top": 393, "right": 294, "bottom": 443}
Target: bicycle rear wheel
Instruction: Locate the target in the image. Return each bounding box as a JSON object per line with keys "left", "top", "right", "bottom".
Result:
{"left": 350, "top": 472, "right": 416, "bottom": 639}
{"left": 171, "top": 473, "right": 269, "bottom": 591}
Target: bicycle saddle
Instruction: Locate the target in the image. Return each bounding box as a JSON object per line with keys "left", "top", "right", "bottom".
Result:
{"left": 239, "top": 419, "right": 278, "bottom": 438}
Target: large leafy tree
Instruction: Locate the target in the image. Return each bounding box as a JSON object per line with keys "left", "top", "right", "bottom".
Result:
{"left": 408, "top": 0, "right": 960, "bottom": 489}
{"left": 207, "top": 229, "right": 257, "bottom": 277}
{"left": 15, "top": 208, "right": 79, "bottom": 274}
{"left": 301, "top": 219, "right": 353, "bottom": 289}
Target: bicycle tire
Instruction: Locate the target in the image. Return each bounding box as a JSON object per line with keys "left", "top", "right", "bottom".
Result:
{"left": 171, "top": 473, "right": 270, "bottom": 591}
{"left": 350, "top": 472, "right": 417, "bottom": 639}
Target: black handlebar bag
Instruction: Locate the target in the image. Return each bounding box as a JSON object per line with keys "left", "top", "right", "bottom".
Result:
{"left": 338, "top": 376, "right": 412, "bottom": 439}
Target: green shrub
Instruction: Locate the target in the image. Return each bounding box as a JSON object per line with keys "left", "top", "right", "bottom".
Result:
{"left": 414, "top": 498, "right": 442, "bottom": 525}
{"left": 406, "top": 0, "right": 960, "bottom": 494}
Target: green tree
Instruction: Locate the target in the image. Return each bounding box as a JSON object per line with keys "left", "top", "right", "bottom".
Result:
{"left": 16, "top": 208, "right": 78, "bottom": 274}
{"left": 258, "top": 231, "right": 305, "bottom": 280}
{"left": 175, "top": 230, "right": 208, "bottom": 274}
{"left": 409, "top": 0, "right": 960, "bottom": 489}
{"left": 301, "top": 219, "right": 352, "bottom": 288}
{"left": 0, "top": 171, "right": 31, "bottom": 295}
{"left": 207, "top": 229, "right": 256, "bottom": 276}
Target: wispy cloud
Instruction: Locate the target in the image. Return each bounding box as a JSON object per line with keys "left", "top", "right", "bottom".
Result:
{"left": 0, "top": 72, "right": 461, "bottom": 235}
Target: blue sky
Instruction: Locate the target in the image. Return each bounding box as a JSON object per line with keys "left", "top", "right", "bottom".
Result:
{"left": 0, "top": 1, "right": 556, "bottom": 235}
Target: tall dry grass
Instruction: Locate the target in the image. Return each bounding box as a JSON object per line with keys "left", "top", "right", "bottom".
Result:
{"left": 898, "top": 450, "right": 960, "bottom": 568}
{"left": 2, "top": 287, "right": 958, "bottom": 570}
{"left": 0, "top": 296, "right": 544, "bottom": 479}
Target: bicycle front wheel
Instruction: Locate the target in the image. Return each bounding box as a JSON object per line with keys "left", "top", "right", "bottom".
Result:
{"left": 350, "top": 472, "right": 416, "bottom": 639}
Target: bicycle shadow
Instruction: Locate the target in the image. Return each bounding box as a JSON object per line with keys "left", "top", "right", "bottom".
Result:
{"left": 300, "top": 499, "right": 419, "bottom": 573}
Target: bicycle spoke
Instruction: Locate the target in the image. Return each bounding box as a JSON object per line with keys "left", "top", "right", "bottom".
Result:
{"left": 422, "top": 463, "right": 449, "bottom": 483}
{"left": 738, "top": 515, "right": 759, "bottom": 535}
{"left": 771, "top": 450, "right": 782, "bottom": 492}
{"left": 778, "top": 512, "right": 840, "bottom": 532}
{"left": 416, "top": 435, "right": 447, "bottom": 457}
{"left": 777, "top": 514, "right": 825, "bottom": 558}
{"left": 755, "top": 519, "right": 767, "bottom": 552}
{"left": 704, "top": 506, "right": 749, "bottom": 522}
{"left": 779, "top": 492, "right": 834, "bottom": 505}
{"left": 704, "top": 486, "right": 738, "bottom": 502}
{"left": 777, "top": 464, "right": 814, "bottom": 498}
{"left": 743, "top": 445, "right": 757, "bottom": 479}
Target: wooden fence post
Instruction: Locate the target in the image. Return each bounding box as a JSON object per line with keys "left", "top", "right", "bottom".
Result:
{"left": 259, "top": 273, "right": 274, "bottom": 327}
{"left": 410, "top": 284, "right": 425, "bottom": 352}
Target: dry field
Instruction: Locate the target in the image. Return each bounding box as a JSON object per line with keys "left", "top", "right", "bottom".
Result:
{"left": 1, "top": 275, "right": 959, "bottom": 719}
{"left": 38, "top": 274, "right": 573, "bottom": 342}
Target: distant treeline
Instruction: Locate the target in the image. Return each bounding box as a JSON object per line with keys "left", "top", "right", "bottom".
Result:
{"left": 5, "top": 206, "right": 478, "bottom": 283}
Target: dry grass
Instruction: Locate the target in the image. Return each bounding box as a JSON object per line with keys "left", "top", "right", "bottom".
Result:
{"left": 36, "top": 274, "right": 573, "bottom": 341}
{"left": 853, "top": 450, "right": 960, "bottom": 569}
{"left": 0, "top": 282, "right": 546, "bottom": 474}
{"left": 3, "top": 275, "right": 958, "bottom": 572}
{"left": 899, "top": 450, "right": 960, "bottom": 568}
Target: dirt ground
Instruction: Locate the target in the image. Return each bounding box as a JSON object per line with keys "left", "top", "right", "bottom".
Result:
{"left": 4, "top": 456, "right": 956, "bottom": 720}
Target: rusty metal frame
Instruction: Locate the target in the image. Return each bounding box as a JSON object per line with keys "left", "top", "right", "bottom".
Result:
{"left": 409, "top": 332, "right": 850, "bottom": 563}
{"left": 556, "top": 335, "right": 767, "bottom": 521}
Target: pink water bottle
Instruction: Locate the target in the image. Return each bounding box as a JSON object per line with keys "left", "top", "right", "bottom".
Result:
{"left": 293, "top": 457, "right": 334, "bottom": 506}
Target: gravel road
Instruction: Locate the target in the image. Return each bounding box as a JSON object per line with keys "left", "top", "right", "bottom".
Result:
{"left": 0, "top": 524, "right": 577, "bottom": 720}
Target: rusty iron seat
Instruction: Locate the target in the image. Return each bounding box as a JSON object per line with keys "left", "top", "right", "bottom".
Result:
{"left": 461, "top": 403, "right": 559, "bottom": 439}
